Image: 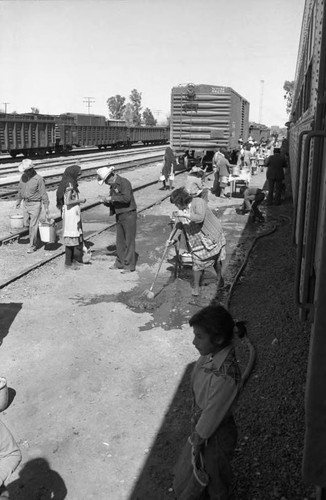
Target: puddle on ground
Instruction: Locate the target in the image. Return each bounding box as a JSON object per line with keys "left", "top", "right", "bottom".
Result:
{"left": 71, "top": 212, "right": 273, "bottom": 330}
{"left": 73, "top": 266, "right": 227, "bottom": 331}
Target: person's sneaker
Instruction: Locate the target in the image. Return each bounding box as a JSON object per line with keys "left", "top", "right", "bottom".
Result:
{"left": 27, "top": 246, "right": 37, "bottom": 253}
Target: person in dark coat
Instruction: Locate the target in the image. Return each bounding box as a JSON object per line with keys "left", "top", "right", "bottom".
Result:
{"left": 265, "top": 148, "right": 288, "bottom": 205}
{"left": 161, "top": 146, "right": 177, "bottom": 190}
{"left": 97, "top": 165, "right": 137, "bottom": 273}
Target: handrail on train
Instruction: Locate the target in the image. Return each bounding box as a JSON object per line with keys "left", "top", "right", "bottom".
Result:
{"left": 294, "top": 130, "right": 326, "bottom": 315}
{"left": 292, "top": 130, "right": 310, "bottom": 245}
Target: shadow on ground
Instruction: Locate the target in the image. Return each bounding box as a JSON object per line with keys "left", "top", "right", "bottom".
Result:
{"left": 7, "top": 458, "right": 67, "bottom": 499}
{"left": 0, "top": 302, "right": 22, "bottom": 344}
{"left": 128, "top": 362, "right": 195, "bottom": 500}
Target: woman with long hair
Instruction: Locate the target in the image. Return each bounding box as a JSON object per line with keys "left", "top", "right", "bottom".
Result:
{"left": 56, "top": 164, "right": 87, "bottom": 269}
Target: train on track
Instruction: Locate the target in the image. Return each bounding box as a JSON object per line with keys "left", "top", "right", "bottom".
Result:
{"left": 0, "top": 112, "right": 169, "bottom": 158}
{"left": 170, "top": 83, "right": 250, "bottom": 166}
{"left": 288, "top": 0, "right": 326, "bottom": 495}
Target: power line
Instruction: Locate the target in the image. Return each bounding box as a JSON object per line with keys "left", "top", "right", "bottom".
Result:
{"left": 83, "top": 97, "right": 95, "bottom": 114}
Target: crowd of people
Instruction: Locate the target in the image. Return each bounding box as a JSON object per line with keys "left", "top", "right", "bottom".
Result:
{"left": 9, "top": 142, "right": 288, "bottom": 499}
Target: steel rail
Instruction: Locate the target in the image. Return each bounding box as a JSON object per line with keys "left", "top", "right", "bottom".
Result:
{"left": 0, "top": 153, "right": 164, "bottom": 200}
{"left": 0, "top": 171, "right": 185, "bottom": 289}
{"left": 0, "top": 145, "right": 165, "bottom": 175}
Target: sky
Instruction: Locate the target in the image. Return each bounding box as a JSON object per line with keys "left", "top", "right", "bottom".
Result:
{"left": 0, "top": 0, "right": 305, "bottom": 127}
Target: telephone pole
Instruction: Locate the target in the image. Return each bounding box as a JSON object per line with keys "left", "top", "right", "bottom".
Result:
{"left": 2, "top": 102, "right": 10, "bottom": 113}
{"left": 258, "top": 80, "right": 264, "bottom": 124}
{"left": 83, "top": 97, "right": 95, "bottom": 114}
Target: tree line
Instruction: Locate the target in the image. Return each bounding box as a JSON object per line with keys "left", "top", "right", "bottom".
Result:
{"left": 107, "top": 89, "right": 158, "bottom": 126}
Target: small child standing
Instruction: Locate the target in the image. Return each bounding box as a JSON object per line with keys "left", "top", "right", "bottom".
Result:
{"left": 176, "top": 304, "right": 246, "bottom": 499}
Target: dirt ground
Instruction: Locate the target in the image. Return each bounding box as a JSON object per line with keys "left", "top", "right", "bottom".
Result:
{"left": 0, "top": 166, "right": 314, "bottom": 499}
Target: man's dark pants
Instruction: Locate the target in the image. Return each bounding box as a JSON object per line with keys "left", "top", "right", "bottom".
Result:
{"left": 116, "top": 210, "right": 137, "bottom": 270}
{"left": 267, "top": 179, "right": 283, "bottom": 205}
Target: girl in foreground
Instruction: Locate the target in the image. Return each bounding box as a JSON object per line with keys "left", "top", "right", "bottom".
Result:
{"left": 176, "top": 304, "right": 246, "bottom": 499}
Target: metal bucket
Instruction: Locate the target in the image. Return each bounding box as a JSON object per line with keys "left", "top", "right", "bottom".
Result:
{"left": 39, "top": 221, "right": 57, "bottom": 243}
{"left": 231, "top": 165, "right": 240, "bottom": 176}
{"left": 10, "top": 214, "right": 24, "bottom": 230}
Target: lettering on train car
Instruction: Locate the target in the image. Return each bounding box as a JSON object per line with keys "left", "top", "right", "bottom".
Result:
{"left": 211, "top": 87, "right": 226, "bottom": 94}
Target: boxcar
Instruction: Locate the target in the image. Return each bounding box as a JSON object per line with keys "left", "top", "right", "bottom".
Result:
{"left": 248, "top": 124, "right": 270, "bottom": 144}
{"left": 0, "top": 113, "right": 55, "bottom": 157}
{"left": 170, "top": 83, "right": 250, "bottom": 159}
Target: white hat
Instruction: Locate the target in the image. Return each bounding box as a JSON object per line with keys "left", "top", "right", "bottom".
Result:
{"left": 97, "top": 166, "right": 115, "bottom": 185}
{"left": 18, "top": 159, "right": 35, "bottom": 172}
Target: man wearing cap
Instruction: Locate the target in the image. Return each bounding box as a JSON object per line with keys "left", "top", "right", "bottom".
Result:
{"left": 265, "top": 148, "right": 288, "bottom": 205}
{"left": 97, "top": 166, "right": 137, "bottom": 272}
{"left": 16, "top": 159, "right": 50, "bottom": 253}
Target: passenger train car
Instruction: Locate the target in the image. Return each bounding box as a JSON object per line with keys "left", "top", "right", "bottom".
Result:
{"left": 288, "top": 0, "right": 326, "bottom": 496}
{"left": 0, "top": 112, "right": 169, "bottom": 158}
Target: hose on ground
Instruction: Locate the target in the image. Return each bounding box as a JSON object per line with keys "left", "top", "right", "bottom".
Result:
{"left": 226, "top": 222, "right": 278, "bottom": 389}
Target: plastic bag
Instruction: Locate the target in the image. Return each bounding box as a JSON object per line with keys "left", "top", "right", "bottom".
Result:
{"left": 159, "top": 174, "right": 165, "bottom": 182}
{"left": 169, "top": 172, "right": 175, "bottom": 181}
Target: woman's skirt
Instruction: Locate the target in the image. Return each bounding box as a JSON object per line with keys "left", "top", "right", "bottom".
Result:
{"left": 187, "top": 229, "right": 226, "bottom": 272}
{"left": 192, "top": 245, "right": 226, "bottom": 271}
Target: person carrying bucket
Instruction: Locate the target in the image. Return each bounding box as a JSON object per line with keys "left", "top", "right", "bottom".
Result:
{"left": 16, "top": 159, "right": 50, "bottom": 253}
{"left": 161, "top": 146, "right": 177, "bottom": 190}
{"left": 56, "top": 163, "right": 87, "bottom": 270}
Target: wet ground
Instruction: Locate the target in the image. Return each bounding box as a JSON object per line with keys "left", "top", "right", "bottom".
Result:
{"left": 0, "top": 165, "right": 284, "bottom": 499}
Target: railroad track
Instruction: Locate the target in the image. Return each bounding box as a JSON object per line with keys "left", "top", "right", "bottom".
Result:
{"left": 0, "top": 147, "right": 165, "bottom": 199}
{"left": 0, "top": 169, "right": 184, "bottom": 289}
{"left": 0, "top": 141, "right": 165, "bottom": 165}
{"left": 0, "top": 145, "right": 165, "bottom": 176}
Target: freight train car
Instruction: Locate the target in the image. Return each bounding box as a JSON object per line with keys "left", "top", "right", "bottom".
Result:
{"left": 56, "top": 113, "right": 131, "bottom": 150}
{"left": 248, "top": 123, "right": 271, "bottom": 144}
{"left": 170, "top": 83, "right": 249, "bottom": 166}
{"left": 0, "top": 113, "right": 56, "bottom": 158}
{"left": 0, "top": 112, "right": 169, "bottom": 157}
{"left": 288, "top": 0, "right": 326, "bottom": 496}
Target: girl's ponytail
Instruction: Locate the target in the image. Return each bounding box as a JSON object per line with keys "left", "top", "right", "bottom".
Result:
{"left": 233, "top": 320, "right": 247, "bottom": 338}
